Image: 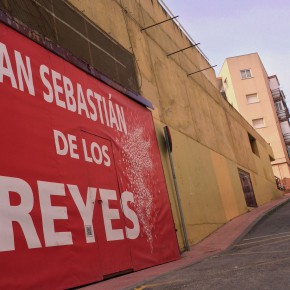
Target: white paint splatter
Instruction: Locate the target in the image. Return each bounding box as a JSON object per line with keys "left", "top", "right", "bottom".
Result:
{"left": 119, "top": 127, "right": 156, "bottom": 248}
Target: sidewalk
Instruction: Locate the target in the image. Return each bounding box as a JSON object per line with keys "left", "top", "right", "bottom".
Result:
{"left": 82, "top": 194, "right": 290, "bottom": 290}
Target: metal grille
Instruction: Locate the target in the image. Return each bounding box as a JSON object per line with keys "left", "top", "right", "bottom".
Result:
{"left": 0, "top": 0, "right": 139, "bottom": 93}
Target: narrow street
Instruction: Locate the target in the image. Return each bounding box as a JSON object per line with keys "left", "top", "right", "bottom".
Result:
{"left": 131, "top": 201, "right": 290, "bottom": 290}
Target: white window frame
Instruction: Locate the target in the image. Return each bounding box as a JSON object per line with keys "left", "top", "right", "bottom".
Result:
{"left": 240, "top": 69, "right": 252, "bottom": 79}
{"left": 252, "top": 118, "right": 265, "bottom": 129}
{"left": 246, "top": 93, "right": 259, "bottom": 104}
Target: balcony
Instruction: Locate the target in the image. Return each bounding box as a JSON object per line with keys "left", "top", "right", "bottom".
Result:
{"left": 277, "top": 108, "right": 290, "bottom": 122}
{"left": 271, "top": 88, "right": 286, "bottom": 101}
{"left": 284, "top": 133, "right": 290, "bottom": 145}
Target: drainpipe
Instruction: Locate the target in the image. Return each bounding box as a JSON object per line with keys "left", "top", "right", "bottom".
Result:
{"left": 164, "top": 126, "right": 190, "bottom": 251}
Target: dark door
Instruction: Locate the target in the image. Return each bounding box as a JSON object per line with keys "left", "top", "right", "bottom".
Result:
{"left": 238, "top": 169, "right": 257, "bottom": 207}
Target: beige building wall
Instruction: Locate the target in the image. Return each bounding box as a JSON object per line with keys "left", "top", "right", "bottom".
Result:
{"left": 219, "top": 53, "right": 290, "bottom": 181}
{"left": 67, "top": 1, "right": 281, "bottom": 250}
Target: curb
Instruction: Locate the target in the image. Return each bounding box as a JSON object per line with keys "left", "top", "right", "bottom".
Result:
{"left": 227, "top": 196, "right": 290, "bottom": 250}
{"left": 124, "top": 195, "right": 290, "bottom": 290}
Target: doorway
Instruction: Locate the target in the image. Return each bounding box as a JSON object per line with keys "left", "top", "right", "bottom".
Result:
{"left": 238, "top": 169, "right": 257, "bottom": 207}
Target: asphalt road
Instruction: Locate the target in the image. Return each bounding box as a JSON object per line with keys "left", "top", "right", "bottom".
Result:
{"left": 130, "top": 201, "right": 290, "bottom": 290}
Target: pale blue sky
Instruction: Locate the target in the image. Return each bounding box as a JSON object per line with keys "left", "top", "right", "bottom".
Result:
{"left": 162, "top": 0, "right": 290, "bottom": 103}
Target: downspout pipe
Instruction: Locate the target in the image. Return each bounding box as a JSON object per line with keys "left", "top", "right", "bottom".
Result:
{"left": 164, "top": 126, "right": 190, "bottom": 251}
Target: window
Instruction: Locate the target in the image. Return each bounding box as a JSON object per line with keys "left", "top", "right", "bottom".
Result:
{"left": 240, "top": 69, "right": 252, "bottom": 79}
{"left": 248, "top": 133, "right": 260, "bottom": 157}
{"left": 275, "top": 101, "right": 284, "bottom": 111}
{"left": 246, "top": 93, "right": 258, "bottom": 104}
{"left": 252, "top": 118, "right": 265, "bottom": 129}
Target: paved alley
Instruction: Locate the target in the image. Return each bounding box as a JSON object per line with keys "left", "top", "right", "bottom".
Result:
{"left": 130, "top": 201, "right": 290, "bottom": 290}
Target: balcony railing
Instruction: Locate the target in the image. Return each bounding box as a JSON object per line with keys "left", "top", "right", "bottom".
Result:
{"left": 277, "top": 108, "right": 290, "bottom": 122}
{"left": 271, "top": 88, "right": 286, "bottom": 101}
{"left": 283, "top": 132, "right": 290, "bottom": 144}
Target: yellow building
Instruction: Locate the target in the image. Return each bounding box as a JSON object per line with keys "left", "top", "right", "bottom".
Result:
{"left": 219, "top": 53, "right": 290, "bottom": 187}
{"left": 0, "top": 0, "right": 282, "bottom": 253}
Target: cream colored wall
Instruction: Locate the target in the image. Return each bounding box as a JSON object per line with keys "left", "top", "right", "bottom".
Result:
{"left": 273, "top": 163, "right": 290, "bottom": 180}
{"left": 219, "top": 61, "right": 239, "bottom": 109}
{"left": 68, "top": 0, "right": 282, "bottom": 249}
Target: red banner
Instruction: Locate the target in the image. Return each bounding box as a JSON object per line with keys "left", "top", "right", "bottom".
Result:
{"left": 0, "top": 23, "right": 179, "bottom": 289}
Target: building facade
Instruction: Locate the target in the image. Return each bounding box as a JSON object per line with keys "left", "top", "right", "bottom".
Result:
{"left": 0, "top": 1, "right": 282, "bottom": 289}
{"left": 219, "top": 53, "right": 290, "bottom": 187}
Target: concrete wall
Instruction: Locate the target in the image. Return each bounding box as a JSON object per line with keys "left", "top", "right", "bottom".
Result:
{"left": 67, "top": 0, "right": 281, "bottom": 250}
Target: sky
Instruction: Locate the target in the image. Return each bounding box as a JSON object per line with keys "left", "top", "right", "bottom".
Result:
{"left": 162, "top": 0, "right": 290, "bottom": 103}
